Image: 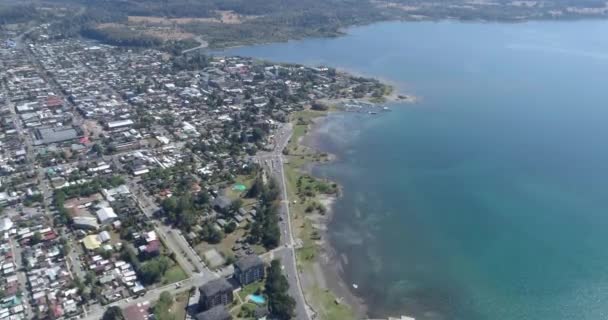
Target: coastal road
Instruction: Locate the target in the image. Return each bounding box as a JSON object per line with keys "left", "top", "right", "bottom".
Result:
{"left": 181, "top": 36, "right": 209, "bottom": 55}
{"left": 258, "top": 123, "right": 314, "bottom": 320}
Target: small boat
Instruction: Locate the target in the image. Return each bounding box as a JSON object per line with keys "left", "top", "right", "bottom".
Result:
{"left": 352, "top": 283, "right": 358, "bottom": 289}
{"left": 368, "top": 111, "right": 377, "bottom": 115}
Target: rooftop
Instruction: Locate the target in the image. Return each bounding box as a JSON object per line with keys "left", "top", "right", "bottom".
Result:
{"left": 34, "top": 126, "right": 80, "bottom": 145}
{"left": 199, "top": 278, "right": 233, "bottom": 298}
{"left": 234, "top": 255, "right": 264, "bottom": 272}
{"left": 194, "top": 305, "right": 231, "bottom": 320}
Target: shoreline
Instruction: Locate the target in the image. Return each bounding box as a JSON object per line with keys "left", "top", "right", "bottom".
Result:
{"left": 300, "top": 115, "right": 369, "bottom": 318}
{"left": 291, "top": 103, "right": 393, "bottom": 319}
{"left": 281, "top": 76, "right": 415, "bottom": 318}
{"left": 197, "top": 17, "right": 603, "bottom": 53}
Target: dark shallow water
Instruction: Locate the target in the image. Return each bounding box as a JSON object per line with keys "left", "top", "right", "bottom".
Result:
{"left": 224, "top": 21, "right": 608, "bottom": 319}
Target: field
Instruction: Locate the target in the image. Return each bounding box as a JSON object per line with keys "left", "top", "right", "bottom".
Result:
{"left": 128, "top": 10, "right": 258, "bottom": 25}
{"left": 161, "top": 264, "right": 188, "bottom": 285}
{"left": 308, "top": 286, "right": 355, "bottom": 320}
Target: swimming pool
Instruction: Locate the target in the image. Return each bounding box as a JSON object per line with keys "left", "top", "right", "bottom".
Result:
{"left": 248, "top": 294, "right": 266, "bottom": 304}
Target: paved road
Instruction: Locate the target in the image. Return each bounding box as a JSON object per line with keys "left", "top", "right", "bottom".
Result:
{"left": 82, "top": 180, "right": 220, "bottom": 319}
{"left": 8, "top": 237, "right": 32, "bottom": 319}
{"left": 66, "top": 244, "right": 86, "bottom": 281}
{"left": 181, "top": 36, "right": 209, "bottom": 55}
{"left": 83, "top": 272, "right": 216, "bottom": 320}
{"left": 258, "top": 123, "right": 314, "bottom": 320}
{"left": 128, "top": 179, "right": 210, "bottom": 275}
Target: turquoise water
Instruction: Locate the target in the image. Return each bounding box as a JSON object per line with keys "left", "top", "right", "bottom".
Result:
{"left": 224, "top": 21, "right": 608, "bottom": 319}
{"left": 249, "top": 294, "right": 266, "bottom": 304}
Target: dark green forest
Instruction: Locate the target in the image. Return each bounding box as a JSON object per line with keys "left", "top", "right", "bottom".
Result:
{"left": 3, "top": 0, "right": 608, "bottom": 49}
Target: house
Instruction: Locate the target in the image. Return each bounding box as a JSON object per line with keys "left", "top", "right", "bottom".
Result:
{"left": 138, "top": 240, "right": 160, "bottom": 259}
{"left": 96, "top": 207, "right": 118, "bottom": 224}
{"left": 212, "top": 196, "right": 231, "bottom": 213}
{"left": 82, "top": 235, "right": 101, "bottom": 251}
{"left": 234, "top": 255, "right": 265, "bottom": 286}
{"left": 106, "top": 119, "right": 135, "bottom": 130}
{"left": 195, "top": 305, "right": 232, "bottom": 320}
{"left": 72, "top": 216, "right": 99, "bottom": 230}
{"left": 98, "top": 231, "right": 111, "bottom": 243}
{"left": 198, "top": 278, "right": 234, "bottom": 311}
{"left": 0, "top": 218, "right": 13, "bottom": 232}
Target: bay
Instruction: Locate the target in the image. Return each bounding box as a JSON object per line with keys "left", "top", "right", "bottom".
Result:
{"left": 223, "top": 21, "right": 608, "bottom": 319}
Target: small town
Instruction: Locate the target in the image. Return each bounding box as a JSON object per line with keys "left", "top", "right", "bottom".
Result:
{"left": 0, "top": 24, "right": 392, "bottom": 320}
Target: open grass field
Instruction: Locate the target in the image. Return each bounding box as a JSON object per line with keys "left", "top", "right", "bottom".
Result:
{"left": 162, "top": 264, "right": 188, "bottom": 285}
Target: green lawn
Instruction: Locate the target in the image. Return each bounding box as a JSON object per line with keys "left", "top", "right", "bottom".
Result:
{"left": 225, "top": 174, "right": 257, "bottom": 201}
{"left": 162, "top": 264, "right": 188, "bottom": 285}
{"left": 195, "top": 228, "right": 251, "bottom": 269}
{"left": 296, "top": 218, "right": 317, "bottom": 271}
{"left": 238, "top": 281, "right": 265, "bottom": 301}
{"left": 232, "top": 302, "right": 259, "bottom": 319}
{"left": 308, "top": 286, "right": 355, "bottom": 320}
{"left": 171, "top": 292, "right": 190, "bottom": 320}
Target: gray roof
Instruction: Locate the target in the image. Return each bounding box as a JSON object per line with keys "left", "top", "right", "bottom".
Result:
{"left": 213, "top": 196, "right": 231, "bottom": 209}
{"left": 199, "top": 278, "right": 233, "bottom": 298}
{"left": 234, "top": 255, "right": 264, "bottom": 272}
{"left": 195, "top": 305, "right": 231, "bottom": 320}
{"left": 35, "top": 126, "right": 80, "bottom": 145}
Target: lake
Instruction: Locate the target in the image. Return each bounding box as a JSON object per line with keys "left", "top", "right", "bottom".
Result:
{"left": 223, "top": 21, "right": 608, "bottom": 319}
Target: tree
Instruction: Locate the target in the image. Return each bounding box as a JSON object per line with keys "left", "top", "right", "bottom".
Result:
{"left": 153, "top": 291, "right": 175, "bottom": 320}
{"left": 31, "top": 232, "right": 42, "bottom": 245}
{"left": 311, "top": 101, "right": 328, "bottom": 111}
{"left": 247, "top": 176, "right": 264, "bottom": 198}
{"left": 194, "top": 191, "right": 210, "bottom": 205}
{"left": 224, "top": 221, "right": 237, "bottom": 234}
{"left": 102, "top": 306, "right": 124, "bottom": 320}
{"left": 230, "top": 199, "right": 243, "bottom": 212}
{"left": 85, "top": 271, "right": 96, "bottom": 285}
{"left": 159, "top": 291, "right": 173, "bottom": 305}
{"left": 139, "top": 256, "right": 171, "bottom": 284}
{"left": 252, "top": 127, "right": 265, "bottom": 142}
{"left": 92, "top": 143, "right": 104, "bottom": 156}
{"left": 265, "top": 260, "right": 295, "bottom": 319}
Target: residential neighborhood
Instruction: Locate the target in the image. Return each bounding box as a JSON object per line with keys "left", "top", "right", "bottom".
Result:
{"left": 0, "top": 25, "right": 388, "bottom": 320}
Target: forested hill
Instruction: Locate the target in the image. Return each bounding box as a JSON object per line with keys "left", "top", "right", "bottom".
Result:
{"left": 3, "top": 0, "right": 608, "bottom": 49}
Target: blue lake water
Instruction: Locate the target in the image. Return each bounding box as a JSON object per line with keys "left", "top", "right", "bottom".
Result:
{"left": 223, "top": 21, "right": 608, "bottom": 319}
